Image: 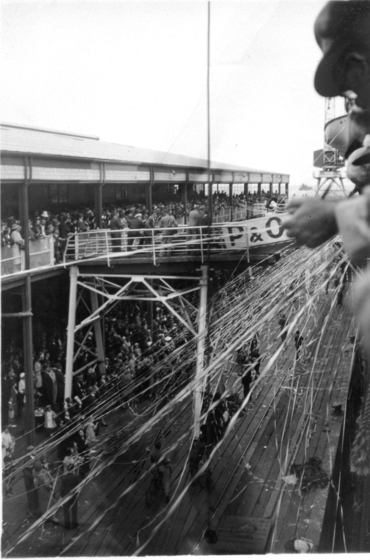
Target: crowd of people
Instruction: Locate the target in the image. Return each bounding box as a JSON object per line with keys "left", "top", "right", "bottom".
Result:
{"left": 1, "top": 189, "right": 284, "bottom": 258}
{"left": 1, "top": 280, "right": 202, "bottom": 511}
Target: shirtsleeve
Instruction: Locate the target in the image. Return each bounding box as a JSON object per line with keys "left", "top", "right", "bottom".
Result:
{"left": 335, "top": 190, "right": 370, "bottom": 264}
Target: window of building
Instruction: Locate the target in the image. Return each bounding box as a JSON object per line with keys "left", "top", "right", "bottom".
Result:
{"left": 49, "top": 184, "right": 68, "bottom": 204}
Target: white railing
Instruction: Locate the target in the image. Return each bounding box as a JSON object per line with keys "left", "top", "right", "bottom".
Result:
{"left": 1, "top": 236, "right": 55, "bottom": 276}
{"left": 213, "top": 203, "right": 267, "bottom": 223}
{"left": 1, "top": 213, "right": 291, "bottom": 276}
{"left": 64, "top": 214, "right": 290, "bottom": 266}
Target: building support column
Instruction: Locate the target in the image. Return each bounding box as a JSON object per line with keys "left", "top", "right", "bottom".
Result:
{"left": 90, "top": 289, "right": 106, "bottom": 379}
{"left": 146, "top": 279, "right": 154, "bottom": 338}
{"left": 95, "top": 183, "right": 103, "bottom": 229}
{"left": 96, "top": 163, "right": 104, "bottom": 229}
{"left": 258, "top": 183, "right": 262, "bottom": 201}
{"left": 244, "top": 183, "right": 249, "bottom": 198}
{"left": 193, "top": 265, "right": 208, "bottom": 439}
{"left": 208, "top": 183, "right": 214, "bottom": 224}
{"left": 285, "top": 183, "right": 289, "bottom": 198}
{"left": 146, "top": 181, "right": 153, "bottom": 214}
{"left": 278, "top": 183, "right": 281, "bottom": 196}
{"left": 183, "top": 183, "right": 188, "bottom": 224}
{"left": 64, "top": 266, "right": 79, "bottom": 400}
{"left": 229, "top": 183, "right": 233, "bottom": 221}
{"left": 269, "top": 183, "right": 273, "bottom": 197}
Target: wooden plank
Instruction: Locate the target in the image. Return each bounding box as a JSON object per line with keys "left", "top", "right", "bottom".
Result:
{"left": 215, "top": 516, "right": 272, "bottom": 554}
{"left": 271, "top": 298, "right": 353, "bottom": 552}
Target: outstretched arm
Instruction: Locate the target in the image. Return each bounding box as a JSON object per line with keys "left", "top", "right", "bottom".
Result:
{"left": 282, "top": 198, "right": 338, "bottom": 248}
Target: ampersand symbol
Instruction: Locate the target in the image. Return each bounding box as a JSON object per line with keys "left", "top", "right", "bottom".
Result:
{"left": 250, "top": 228, "right": 263, "bottom": 243}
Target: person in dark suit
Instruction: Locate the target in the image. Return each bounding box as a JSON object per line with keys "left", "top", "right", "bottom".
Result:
{"left": 110, "top": 211, "right": 122, "bottom": 252}
{"left": 127, "top": 213, "right": 144, "bottom": 249}
{"left": 60, "top": 461, "right": 81, "bottom": 529}
{"left": 22, "top": 446, "right": 41, "bottom": 519}
{"left": 294, "top": 330, "right": 304, "bottom": 361}
{"left": 278, "top": 314, "right": 287, "bottom": 342}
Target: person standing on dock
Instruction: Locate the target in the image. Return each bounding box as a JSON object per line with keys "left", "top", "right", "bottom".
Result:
{"left": 294, "top": 330, "right": 304, "bottom": 361}
{"left": 60, "top": 463, "right": 81, "bottom": 529}
{"left": 150, "top": 441, "right": 171, "bottom": 503}
{"left": 17, "top": 372, "right": 26, "bottom": 419}
{"left": 278, "top": 314, "right": 287, "bottom": 342}
{"left": 250, "top": 334, "right": 262, "bottom": 377}
{"left": 22, "top": 446, "right": 41, "bottom": 519}
{"left": 334, "top": 272, "right": 345, "bottom": 306}
{"left": 240, "top": 363, "right": 253, "bottom": 406}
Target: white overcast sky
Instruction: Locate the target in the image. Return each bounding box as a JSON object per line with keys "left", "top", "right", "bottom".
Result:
{"left": 1, "top": 0, "right": 339, "bottom": 186}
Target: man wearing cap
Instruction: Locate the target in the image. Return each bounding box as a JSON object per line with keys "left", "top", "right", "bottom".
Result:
{"left": 128, "top": 213, "right": 144, "bottom": 249}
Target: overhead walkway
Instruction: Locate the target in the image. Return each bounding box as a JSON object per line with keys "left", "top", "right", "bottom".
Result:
{"left": 64, "top": 216, "right": 291, "bottom": 266}
{"left": 1, "top": 215, "right": 292, "bottom": 286}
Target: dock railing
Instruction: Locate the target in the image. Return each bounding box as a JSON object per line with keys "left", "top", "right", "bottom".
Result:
{"left": 1, "top": 236, "right": 55, "bottom": 276}
{"left": 64, "top": 215, "right": 290, "bottom": 266}
{"left": 1, "top": 213, "right": 290, "bottom": 276}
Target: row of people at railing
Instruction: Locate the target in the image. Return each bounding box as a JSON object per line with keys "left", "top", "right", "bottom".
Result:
{"left": 1, "top": 193, "right": 286, "bottom": 273}
{"left": 1, "top": 191, "right": 284, "bottom": 246}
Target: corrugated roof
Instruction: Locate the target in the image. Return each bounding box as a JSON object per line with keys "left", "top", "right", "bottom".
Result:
{"left": 0, "top": 122, "right": 287, "bottom": 177}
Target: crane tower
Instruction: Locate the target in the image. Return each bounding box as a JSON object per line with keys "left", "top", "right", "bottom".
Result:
{"left": 313, "top": 97, "right": 346, "bottom": 198}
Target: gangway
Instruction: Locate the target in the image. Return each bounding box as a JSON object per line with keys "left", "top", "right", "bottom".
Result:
{"left": 63, "top": 216, "right": 291, "bottom": 267}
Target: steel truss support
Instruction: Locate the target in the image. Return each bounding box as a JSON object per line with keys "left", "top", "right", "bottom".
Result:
{"left": 64, "top": 270, "right": 205, "bottom": 399}
{"left": 65, "top": 266, "right": 78, "bottom": 399}
{"left": 315, "top": 174, "right": 347, "bottom": 198}
{"left": 90, "top": 290, "right": 106, "bottom": 379}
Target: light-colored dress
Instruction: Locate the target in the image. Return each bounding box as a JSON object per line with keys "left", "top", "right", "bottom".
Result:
{"left": 85, "top": 422, "right": 97, "bottom": 445}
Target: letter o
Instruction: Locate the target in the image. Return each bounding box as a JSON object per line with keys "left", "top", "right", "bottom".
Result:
{"left": 266, "top": 217, "right": 283, "bottom": 238}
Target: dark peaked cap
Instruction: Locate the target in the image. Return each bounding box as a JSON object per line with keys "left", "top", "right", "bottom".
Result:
{"left": 314, "top": 0, "right": 370, "bottom": 97}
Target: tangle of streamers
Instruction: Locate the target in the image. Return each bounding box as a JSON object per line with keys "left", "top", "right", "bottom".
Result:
{"left": 5, "top": 236, "right": 357, "bottom": 556}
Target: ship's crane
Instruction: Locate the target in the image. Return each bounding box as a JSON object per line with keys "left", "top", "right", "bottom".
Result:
{"left": 313, "top": 97, "right": 347, "bottom": 198}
